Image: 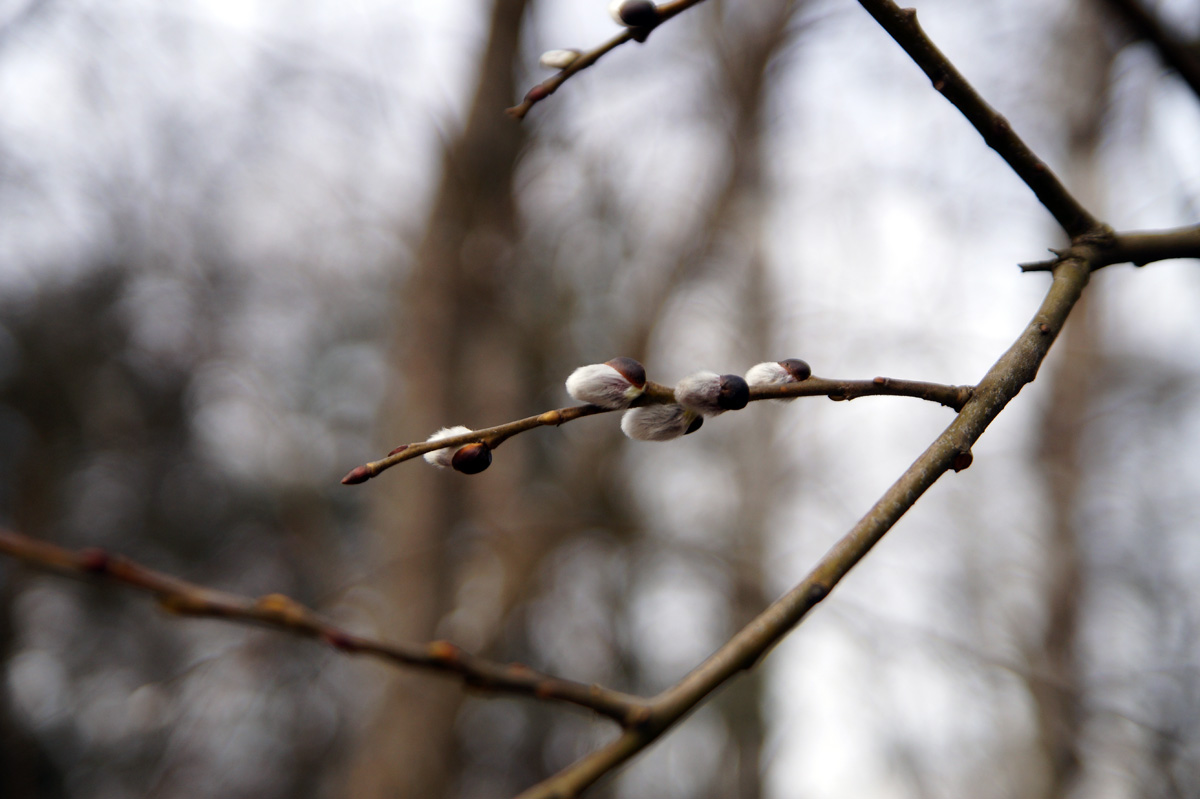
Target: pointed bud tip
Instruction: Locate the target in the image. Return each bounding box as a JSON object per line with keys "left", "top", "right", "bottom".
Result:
{"left": 341, "top": 465, "right": 372, "bottom": 485}
{"left": 387, "top": 444, "right": 408, "bottom": 457}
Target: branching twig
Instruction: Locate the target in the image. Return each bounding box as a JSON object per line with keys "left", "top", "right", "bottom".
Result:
{"left": 0, "top": 527, "right": 647, "bottom": 724}
{"left": 855, "top": 0, "right": 1103, "bottom": 239}
{"left": 506, "top": 0, "right": 709, "bottom": 120}
{"left": 1020, "top": 223, "right": 1200, "bottom": 272}
{"left": 340, "top": 375, "right": 974, "bottom": 485}
{"left": 513, "top": 242, "right": 1101, "bottom": 799}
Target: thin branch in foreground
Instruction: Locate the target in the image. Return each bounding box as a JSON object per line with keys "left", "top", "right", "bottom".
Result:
{"left": 855, "top": 0, "right": 1103, "bottom": 239}
{"left": 1019, "top": 223, "right": 1200, "bottom": 272}
{"left": 0, "top": 528, "right": 647, "bottom": 724}
{"left": 340, "top": 374, "right": 973, "bottom": 485}
{"left": 513, "top": 244, "right": 1101, "bottom": 799}
{"left": 506, "top": 0, "right": 708, "bottom": 120}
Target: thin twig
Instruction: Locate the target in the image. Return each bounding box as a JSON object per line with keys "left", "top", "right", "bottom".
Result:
{"left": 855, "top": 0, "right": 1103, "bottom": 239}
{"left": 0, "top": 527, "right": 647, "bottom": 724}
{"left": 340, "top": 375, "right": 973, "bottom": 485}
{"left": 506, "top": 0, "right": 709, "bottom": 120}
{"left": 514, "top": 244, "right": 1100, "bottom": 799}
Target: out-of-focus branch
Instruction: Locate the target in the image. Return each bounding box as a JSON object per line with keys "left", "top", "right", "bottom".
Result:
{"left": 340, "top": 375, "right": 974, "bottom": 485}
{"left": 855, "top": 0, "right": 1102, "bottom": 239}
{"left": 506, "top": 0, "right": 709, "bottom": 120}
{"left": 1019, "top": 223, "right": 1200, "bottom": 271}
{"left": 515, "top": 245, "right": 1099, "bottom": 799}
{"left": 0, "top": 528, "right": 646, "bottom": 724}
{"left": 1098, "top": 0, "right": 1200, "bottom": 101}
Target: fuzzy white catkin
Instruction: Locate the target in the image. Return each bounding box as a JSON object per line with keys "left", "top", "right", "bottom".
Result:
{"left": 539, "top": 49, "right": 580, "bottom": 70}
{"left": 620, "top": 404, "right": 699, "bottom": 441}
{"left": 565, "top": 364, "right": 643, "bottom": 409}
{"left": 423, "top": 426, "right": 472, "bottom": 468}
{"left": 745, "top": 362, "right": 791, "bottom": 387}
{"left": 745, "top": 362, "right": 796, "bottom": 402}
{"left": 674, "top": 370, "right": 725, "bottom": 415}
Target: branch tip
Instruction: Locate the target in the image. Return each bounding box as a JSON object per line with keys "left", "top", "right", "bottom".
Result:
{"left": 340, "top": 464, "right": 373, "bottom": 485}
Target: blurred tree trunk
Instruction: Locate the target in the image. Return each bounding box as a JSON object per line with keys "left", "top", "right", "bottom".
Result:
{"left": 1025, "top": 3, "right": 1114, "bottom": 796}
{"left": 344, "top": 0, "right": 531, "bottom": 795}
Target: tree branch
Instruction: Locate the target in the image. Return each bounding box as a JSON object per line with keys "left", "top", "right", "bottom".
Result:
{"left": 340, "top": 374, "right": 973, "bottom": 485}
{"left": 513, "top": 247, "right": 1098, "bottom": 799}
{"left": 0, "top": 527, "right": 647, "bottom": 724}
{"left": 855, "top": 0, "right": 1103, "bottom": 239}
{"left": 506, "top": 0, "right": 709, "bottom": 120}
{"left": 1019, "top": 223, "right": 1200, "bottom": 271}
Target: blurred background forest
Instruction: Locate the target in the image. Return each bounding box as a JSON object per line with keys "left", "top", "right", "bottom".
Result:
{"left": 1, "top": 0, "right": 1199, "bottom": 797}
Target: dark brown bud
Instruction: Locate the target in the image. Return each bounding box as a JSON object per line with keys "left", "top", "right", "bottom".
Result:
{"left": 952, "top": 450, "right": 974, "bottom": 472}
{"left": 685, "top": 414, "right": 704, "bottom": 435}
{"left": 451, "top": 443, "right": 492, "bottom": 475}
{"left": 610, "top": 0, "right": 659, "bottom": 27}
{"left": 604, "top": 356, "right": 647, "bottom": 389}
{"left": 717, "top": 374, "right": 750, "bottom": 410}
{"left": 780, "top": 359, "right": 811, "bottom": 381}
{"left": 387, "top": 444, "right": 408, "bottom": 457}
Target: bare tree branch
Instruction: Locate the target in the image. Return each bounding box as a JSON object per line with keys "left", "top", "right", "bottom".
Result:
{"left": 513, "top": 246, "right": 1099, "bottom": 799}
{"left": 0, "top": 527, "right": 647, "bottom": 723}
{"left": 854, "top": 0, "right": 1104, "bottom": 239}
{"left": 506, "top": 0, "right": 709, "bottom": 120}
{"left": 340, "top": 374, "right": 975, "bottom": 485}
{"left": 1019, "top": 223, "right": 1200, "bottom": 271}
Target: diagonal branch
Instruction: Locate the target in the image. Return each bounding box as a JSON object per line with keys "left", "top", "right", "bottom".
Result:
{"left": 1097, "top": 0, "right": 1200, "bottom": 102}
{"left": 514, "top": 247, "right": 1098, "bottom": 799}
{"left": 507, "top": 0, "right": 709, "bottom": 120}
{"left": 340, "top": 374, "right": 975, "bottom": 484}
{"left": 855, "top": 0, "right": 1103, "bottom": 239}
{"left": 0, "top": 527, "right": 647, "bottom": 724}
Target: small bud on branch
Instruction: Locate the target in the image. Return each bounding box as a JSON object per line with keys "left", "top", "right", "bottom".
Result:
{"left": 539, "top": 49, "right": 582, "bottom": 70}
{"left": 565, "top": 357, "right": 647, "bottom": 409}
{"left": 620, "top": 404, "right": 703, "bottom": 441}
{"left": 609, "top": 0, "right": 660, "bottom": 27}
{"left": 674, "top": 371, "right": 750, "bottom": 415}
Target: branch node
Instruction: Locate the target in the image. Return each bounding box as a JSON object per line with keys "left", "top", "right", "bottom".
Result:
{"left": 951, "top": 449, "right": 974, "bottom": 472}
{"left": 428, "top": 639, "right": 462, "bottom": 664}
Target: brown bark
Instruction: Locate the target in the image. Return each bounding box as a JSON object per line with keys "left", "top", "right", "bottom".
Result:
{"left": 343, "top": 0, "right": 531, "bottom": 795}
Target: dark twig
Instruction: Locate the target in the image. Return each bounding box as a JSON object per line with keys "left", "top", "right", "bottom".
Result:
{"left": 0, "top": 528, "right": 647, "bottom": 724}
{"left": 506, "top": 0, "right": 709, "bottom": 120}
{"left": 1098, "top": 0, "right": 1200, "bottom": 102}
{"left": 1019, "top": 223, "right": 1200, "bottom": 271}
{"left": 341, "top": 375, "right": 972, "bottom": 485}
{"left": 855, "top": 0, "right": 1103, "bottom": 239}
